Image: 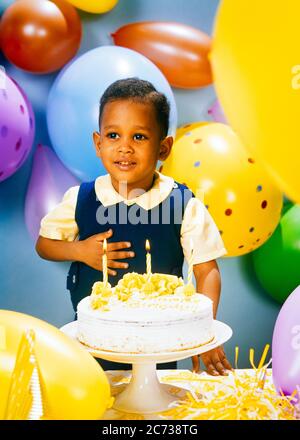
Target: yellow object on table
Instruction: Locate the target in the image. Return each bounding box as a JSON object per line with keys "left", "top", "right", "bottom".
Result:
{"left": 103, "top": 369, "right": 298, "bottom": 420}
{"left": 0, "top": 310, "right": 112, "bottom": 420}
{"left": 4, "top": 330, "right": 43, "bottom": 420}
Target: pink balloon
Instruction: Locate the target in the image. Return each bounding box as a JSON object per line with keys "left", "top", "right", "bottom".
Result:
{"left": 272, "top": 285, "right": 300, "bottom": 404}
{"left": 0, "top": 73, "right": 35, "bottom": 182}
{"left": 207, "top": 99, "right": 227, "bottom": 124}
{"left": 25, "top": 144, "right": 80, "bottom": 241}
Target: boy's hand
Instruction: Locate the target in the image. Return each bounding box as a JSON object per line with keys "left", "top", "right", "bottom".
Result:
{"left": 78, "top": 229, "right": 134, "bottom": 275}
{"left": 192, "top": 346, "right": 233, "bottom": 376}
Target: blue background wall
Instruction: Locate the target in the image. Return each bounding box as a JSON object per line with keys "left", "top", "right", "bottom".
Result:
{"left": 0, "top": 0, "right": 280, "bottom": 369}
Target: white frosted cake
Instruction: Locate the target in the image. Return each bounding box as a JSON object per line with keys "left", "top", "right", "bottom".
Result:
{"left": 77, "top": 273, "right": 214, "bottom": 354}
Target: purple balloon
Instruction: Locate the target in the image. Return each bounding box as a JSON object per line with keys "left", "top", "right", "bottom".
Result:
{"left": 0, "top": 73, "right": 35, "bottom": 182}
{"left": 272, "top": 285, "right": 300, "bottom": 403}
{"left": 207, "top": 99, "right": 228, "bottom": 124}
{"left": 25, "top": 144, "right": 80, "bottom": 241}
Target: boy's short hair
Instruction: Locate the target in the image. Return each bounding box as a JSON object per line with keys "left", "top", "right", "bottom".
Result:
{"left": 99, "top": 77, "right": 170, "bottom": 138}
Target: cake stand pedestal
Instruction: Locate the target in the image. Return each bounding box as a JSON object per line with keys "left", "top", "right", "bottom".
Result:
{"left": 60, "top": 320, "right": 232, "bottom": 414}
{"left": 113, "top": 363, "right": 176, "bottom": 413}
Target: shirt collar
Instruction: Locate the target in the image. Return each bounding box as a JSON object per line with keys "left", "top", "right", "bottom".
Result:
{"left": 94, "top": 171, "right": 175, "bottom": 210}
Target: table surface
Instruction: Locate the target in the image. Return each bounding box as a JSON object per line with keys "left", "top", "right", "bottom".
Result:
{"left": 103, "top": 369, "right": 298, "bottom": 420}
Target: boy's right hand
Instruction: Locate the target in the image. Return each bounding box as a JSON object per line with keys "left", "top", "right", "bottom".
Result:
{"left": 77, "top": 229, "right": 134, "bottom": 275}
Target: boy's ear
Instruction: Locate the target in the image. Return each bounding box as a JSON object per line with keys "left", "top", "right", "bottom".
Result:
{"left": 93, "top": 131, "right": 102, "bottom": 158}
{"left": 159, "top": 135, "right": 173, "bottom": 161}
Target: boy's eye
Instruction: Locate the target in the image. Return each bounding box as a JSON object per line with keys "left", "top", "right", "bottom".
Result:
{"left": 134, "top": 133, "right": 147, "bottom": 141}
{"left": 107, "top": 132, "right": 119, "bottom": 139}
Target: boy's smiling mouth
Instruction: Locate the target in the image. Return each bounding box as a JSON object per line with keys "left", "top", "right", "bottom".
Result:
{"left": 114, "top": 160, "right": 137, "bottom": 171}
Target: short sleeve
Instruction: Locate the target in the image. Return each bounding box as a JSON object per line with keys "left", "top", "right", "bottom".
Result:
{"left": 180, "top": 197, "right": 227, "bottom": 264}
{"left": 39, "top": 186, "right": 80, "bottom": 242}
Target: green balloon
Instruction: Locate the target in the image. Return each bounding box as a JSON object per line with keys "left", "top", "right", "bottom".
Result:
{"left": 252, "top": 204, "right": 300, "bottom": 303}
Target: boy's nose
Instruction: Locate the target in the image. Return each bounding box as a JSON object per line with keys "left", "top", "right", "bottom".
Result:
{"left": 118, "top": 142, "right": 134, "bottom": 153}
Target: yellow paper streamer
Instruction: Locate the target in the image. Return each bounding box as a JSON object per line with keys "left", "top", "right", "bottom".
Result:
{"left": 258, "top": 344, "right": 270, "bottom": 370}
{"left": 161, "top": 346, "right": 298, "bottom": 420}
{"left": 235, "top": 346, "right": 239, "bottom": 369}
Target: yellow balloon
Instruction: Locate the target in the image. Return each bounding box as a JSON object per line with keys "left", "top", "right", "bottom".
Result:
{"left": 211, "top": 0, "right": 300, "bottom": 203}
{"left": 66, "top": 0, "right": 118, "bottom": 13}
{"left": 161, "top": 123, "right": 283, "bottom": 257}
{"left": 175, "top": 121, "right": 208, "bottom": 140}
{"left": 0, "top": 310, "right": 112, "bottom": 420}
{"left": 0, "top": 351, "right": 14, "bottom": 418}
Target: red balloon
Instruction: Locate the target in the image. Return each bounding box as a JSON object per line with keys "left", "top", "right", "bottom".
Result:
{"left": 0, "top": 0, "right": 82, "bottom": 74}
{"left": 112, "top": 21, "right": 212, "bottom": 88}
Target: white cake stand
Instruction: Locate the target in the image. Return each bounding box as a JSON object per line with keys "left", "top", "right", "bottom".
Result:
{"left": 60, "top": 320, "right": 232, "bottom": 414}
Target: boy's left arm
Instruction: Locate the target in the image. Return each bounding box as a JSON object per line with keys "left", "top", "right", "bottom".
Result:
{"left": 192, "top": 260, "right": 232, "bottom": 376}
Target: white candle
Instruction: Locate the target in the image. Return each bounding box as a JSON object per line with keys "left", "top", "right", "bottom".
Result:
{"left": 102, "top": 238, "right": 108, "bottom": 287}
{"left": 145, "top": 239, "right": 152, "bottom": 281}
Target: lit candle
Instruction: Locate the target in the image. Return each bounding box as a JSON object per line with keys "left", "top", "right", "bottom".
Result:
{"left": 102, "top": 238, "right": 108, "bottom": 287}
{"left": 145, "top": 239, "right": 152, "bottom": 281}
{"left": 187, "top": 240, "right": 194, "bottom": 285}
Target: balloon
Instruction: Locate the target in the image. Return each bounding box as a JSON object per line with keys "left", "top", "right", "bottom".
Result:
{"left": 112, "top": 22, "right": 212, "bottom": 88}
{"left": 211, "top": 0, "right": 300, "bottom": 203}
{"left": 0, "top": 310, "right": 112, "bottom": 419}
{"left": 0, "top": 74, "right": 35, "bottom": 182}
{"left": 161, "top": 123, "right": 283, "bottom": 257}
{"left": 0, "top": 350, "right": 14, "bottom": 419}
{"left": 207, "top": 99, "right": 227, "bottom": 124}
{"left": 47, "top": 45, "right": 177, "bottom": 181}
{"left": 0, "top": 0, "right": 82, "bottom": 74}
{"left": 252, "top": 204, "right": 300, "bottom": 303}
{"left": 25, "top": 144, "right": 80, "bottom": 241}
{"left": 0, "top": 0, "right": 14, "bottom": 15}
{"left": 272, "top": 285, "right": 300, "bottom": 403}
{"left": 66, "top": 0, "right": 118, "bottom": 13}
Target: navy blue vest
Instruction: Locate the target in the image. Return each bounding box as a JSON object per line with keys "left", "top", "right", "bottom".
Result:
{"left": 67, "top": 180, "right": 194, "bottom": 310}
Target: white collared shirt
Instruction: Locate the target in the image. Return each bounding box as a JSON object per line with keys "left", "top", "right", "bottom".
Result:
{"left": 39, "top": 172, "right": 227, "bottom": 264}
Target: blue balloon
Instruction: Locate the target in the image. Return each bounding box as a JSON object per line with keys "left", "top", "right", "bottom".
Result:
{"left": 0, "top": 0, "right": 14, "bottom": 15}
{"left": 47, "top": 46, "right": 177, "bottom": 181}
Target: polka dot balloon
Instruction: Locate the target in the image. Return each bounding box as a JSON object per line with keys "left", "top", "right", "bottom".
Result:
{"left": 0, "top": 73, "right": 35, "bottom": 182}
{"left": 161, "top": 122, "right": 283, "bottom": 257}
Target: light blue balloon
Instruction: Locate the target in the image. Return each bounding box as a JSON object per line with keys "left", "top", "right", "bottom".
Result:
{"left": 47, "top": 46, "right": 177, "bottom": 181}
{"left": 0, "top": 0, "right": 14, "bottom": 15}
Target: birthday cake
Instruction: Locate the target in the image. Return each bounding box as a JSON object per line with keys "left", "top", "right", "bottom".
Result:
{"left": 77, "top": 273, "right": 215, "bottom": 354}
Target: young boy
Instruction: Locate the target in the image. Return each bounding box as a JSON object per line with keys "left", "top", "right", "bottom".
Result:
{"left": 36, "top": 78, "right": 232, "bottom": 375}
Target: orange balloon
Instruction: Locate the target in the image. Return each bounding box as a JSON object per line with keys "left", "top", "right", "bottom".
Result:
{"left": 0, "top": 0, "right": 82, "bottom": 74}
{"left": 0, "top": 310, "right": 112, "bottom": 420}
{"left": 112, "top": 22, "right": 212, "bottom": 88}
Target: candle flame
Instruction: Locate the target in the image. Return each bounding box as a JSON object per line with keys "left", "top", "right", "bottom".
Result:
{"left": 145, "top": 239, "right": 150, "bottom": 252}
{"left": 103, "top": 238, "right": 107, "bottom": 253}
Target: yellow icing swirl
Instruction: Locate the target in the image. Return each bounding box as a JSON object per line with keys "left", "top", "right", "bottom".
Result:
{"left": 90, "top": 281, "right": 113, "bottom": 310}
{"left": 183, "top": 283, "right": 196, "bottom": 297}
{"left": 90, "top": 272, "right": 196, "bottom": 310}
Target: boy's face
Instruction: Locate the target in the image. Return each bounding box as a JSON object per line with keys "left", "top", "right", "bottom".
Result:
{"left": 93, "top": 99, "right": 173, "bottom": 193}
